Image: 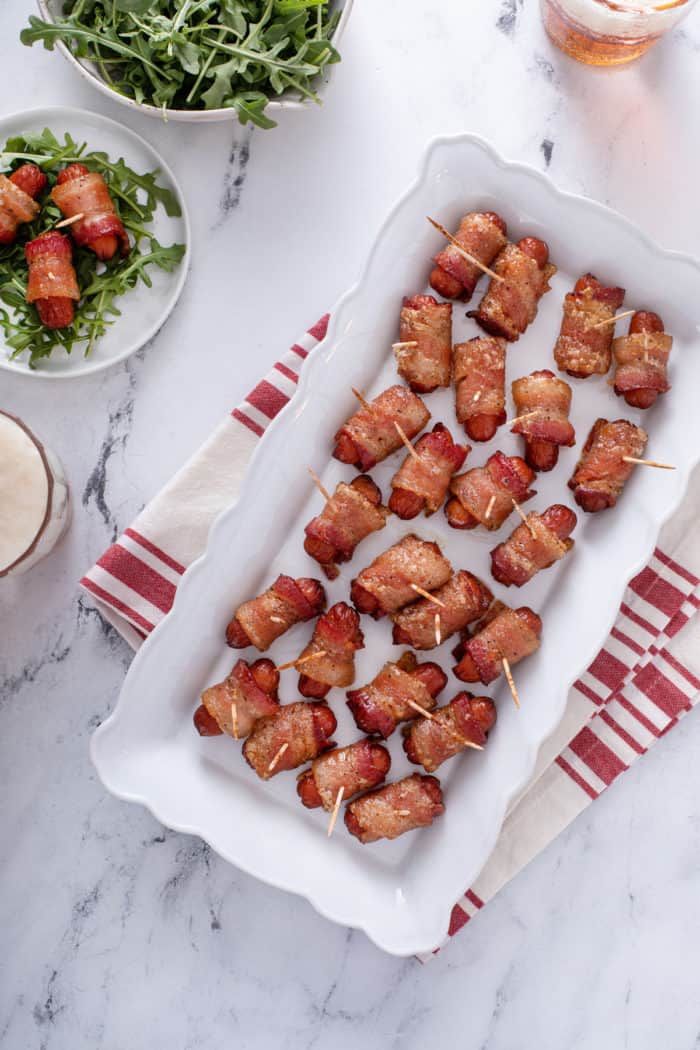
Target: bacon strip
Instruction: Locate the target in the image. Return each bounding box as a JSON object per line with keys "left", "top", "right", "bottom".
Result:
{"left": 52, "top": 164, "right": 130, "bottom": 259}
{"left": 25, "top": 230, "right": 80, "bottom": 329}
{"left": 453, "top": 604, "right": 542, "bottom": 685}
{"left": 395, "top": 294, "right": 452, "bottom": 393}
{"left": 296, "top": 602, "right": 364, "bottom": 698}
{"left": 304, "top": 475, "right": 388, "bottom": 580}
{"left": 344, "top": 774, "right": 445, "bottom": 843}
{"left": 403, "top": 692, "right": 497, "bottom": 773}
{"left": 333, "top": 384, "right": 430, "bottom": 471}
{"left": 453, "top": 337, "right": 507, "bottom": 443}
{"left": 388, "top": 423, "right": 469, "bottom": 519}
{"left": 554, "top": 273, "right": 625, "bottom": 378}
{"left": 0, "top": 166, "right": 45, "bottom": 244}
{"left": 226, "top": 575, "right": 326, "bottom": 651}
{"left": 391, "top": 570, "right": 493, "bottom": 650}
{"left": 197, "top": 658, "right": 280, "bottom": 738}
{"left": 490, "top": 504, "right": 577, "bottom": 587}
{"left": 511, "top": 369, "right": 575, "bottom": 473}
{"left": 297, "top": 739, "right": 391, "bottom": 809}
{"left": 350, "top": 534, "right": 452, "bottom": 619}
{"left": 446, "top": 451, "right": 536, "bottom": 531}
{"left": 346, "top": 651, "right": 447, "bottom": 739}
{"left": 612, "top": 311, "right": 672, "bottom": 410}
{"left": 242, "top": 702, "right": 336, "bottom": 780}
{"left": 568, "top": 418, "right": 647, "bottom": 513}
{"left": 469, "top": 238, "right": 556, "bottom": 342}
{"left": 429, "top": 211, "right": 508, "bottom": 301}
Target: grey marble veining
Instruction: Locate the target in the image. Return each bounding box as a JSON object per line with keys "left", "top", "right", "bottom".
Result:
{"left": 3, "top": 0, "right": 700, "bottom": 1046}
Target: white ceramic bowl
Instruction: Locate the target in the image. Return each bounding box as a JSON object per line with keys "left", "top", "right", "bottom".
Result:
{"left": 37, "top": 0, "right": 353, "bottom": 124}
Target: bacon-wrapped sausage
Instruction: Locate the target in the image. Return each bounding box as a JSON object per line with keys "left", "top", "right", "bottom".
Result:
{"left": 344, "top": 773, "right": 445, "bottom": 843}
{"left": 350, "top": 534, "right": 452, "bottom": 619}
{"left": 242, "top": 701, "right": 336, "bottom": 780}
{"left": 445, "top": 451, "right": 536, "bottom": 531}
{"left": 346, "top": 651, "right": 447, "bottom": 739}
{"left": 333, "top": 384, "right": 430, "bottom": 471}
{"left": 391, "top": 570, "right": 493, "bottom": 650}
{"left": 304, "top": 475, "right": 388, "bottom": 580}
{"left": 226, "top": 575, "right": 326, "bottom": 651}
{"left": 296, "top": 602, "right": 364, "bottom": 699}
{"left": 194, "top": 658, "right": 280, "bottom": 738}
{"left": 25, "top": 231, "right": 80, "bottom": 330}
{"left": 0, "top": 164, "right": 46, "bottom": 245}
{"left": 490, "top": 505, "right": 577, "bottom": 587}
{"left": 469, "top": 238, "right": 556, "bottom": 342}
{"left": 553, "top": 273, "right": 625, "bottom": 378}
{"left": 395, "top": 295, "right": 452, "bottom": 393}
{"left": 453, "top": 603, "right": 542, "bottom": 685}
{"left": 568, "top": 418, "right": 647, "bottom": 514}
{"left": 612, "top": 311, "right": 672, "bottom": 409}
{"left": 453, "top": 337, "right": 507, "bottom": 443}
{"left": 511, "top": 370, "right": 576, "bottom": 473}
{"left": 297, "top": 739, "right": 391, "bottom": 809}
{"left": 403, "top": 692, "right": 497, "bottom": 772}
{"left": 429, "top": 211, "right": 508, "bottom": 301}
{"left": 52, "top": 163, "right": 130, "bottom": 260}
{"left": 388, "top": 423, "right": 469, "bottom": 520}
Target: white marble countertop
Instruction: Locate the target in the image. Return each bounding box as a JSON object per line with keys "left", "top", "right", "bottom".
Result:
{"left": 3, "top": 0, "right": 700, "bottom": 1045}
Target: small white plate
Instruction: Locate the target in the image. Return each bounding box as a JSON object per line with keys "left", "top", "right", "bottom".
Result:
{"left": 91, "top": 134, "right": 700, "bottom": 956}
{"left": 0, "top": 107, "right": 190, "bottom": 379}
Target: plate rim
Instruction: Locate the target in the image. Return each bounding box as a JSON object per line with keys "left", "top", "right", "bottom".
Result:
{"left": 90, "top": 132, "right": 700, "bottom": 955}
{"left": 0, "top": 105, "right": 192, "bottom": 379}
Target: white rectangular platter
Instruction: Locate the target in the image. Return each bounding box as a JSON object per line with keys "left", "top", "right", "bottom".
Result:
{"left": 91, "top": 135, "right": 700, "bottom": 956}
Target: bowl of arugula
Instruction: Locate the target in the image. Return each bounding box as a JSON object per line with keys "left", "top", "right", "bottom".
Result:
{"left": 24, "top": 0, "right": 352, "bottom": 129}
{"left": 0, "top": 107, "right": 189, "bottom": 378}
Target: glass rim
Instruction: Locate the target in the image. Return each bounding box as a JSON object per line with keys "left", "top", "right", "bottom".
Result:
{"left": 595, "top": 0, "right": 692, "bottom": 12}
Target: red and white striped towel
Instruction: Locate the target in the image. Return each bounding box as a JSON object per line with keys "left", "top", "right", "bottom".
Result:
{"left": 80, "top": 316, "right": 700, "bottom": 958}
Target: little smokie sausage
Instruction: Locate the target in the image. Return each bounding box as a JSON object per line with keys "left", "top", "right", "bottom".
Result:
{"left": 453, "top": 336, "right": 507, "bottom": 443}
{"left": 242, "top": 701, "right": 336, "bottom": 780}
{"left": 469, "top": 237, "right": 556, "bottom": 342}
{"left": 0, "top": 164, "right": 46, "bottom": 244}
{"left": 226, "top": 575, "right": 326, "bottom": 651}
{"left": 568, "top": 418, "right": 648, "bottom": 513}
{"left": 553, "top": 273, "right": 625, "bottom": 378}
{"left": 510, "top": 370, "right": 576, "bottom": 473}
{"left": 344, "top": 774, "right": 445, "bottom": 843}
{"left": 333, "top": 384, "right": 430, "bottom": 471}
{"left": 453, "top": 604, "right": 542, "bottom": 685}
{"left": 52, "top": 163, "right": 130, "bottom": 260}
{"left": 346, "top": 651, "right": 447, "bottom": 739}
{"left": 403, "top": 692, "right": 497, "bottom": 773}
{"left": 429, "top": 211, "right": 508, "bottom": 301}
{"left": 391, "top": 570, "right": 493, "bottom": 651}
{"left": 490, "top": 504, "right": 577, "bottom": 587}
{"left": 296, "top": 602, "right": 365, "bottom": 699}
{"left": 25, "top": 231, "right": 80, "bottom": 329}
{"left": 388, "top": 423, "right": 469, "bottom": 520}
{"left": 297, "top": 739, "right": 391, "bottom": 809}
{"left": 445, "top": 451, "right": 536, "bottom": 531}
{"left": 194, "top": 658, "right": 280, "bottom": 739}
{"left": 612, "top": 311, "right": 672, "bottom": 409}
{"left": 395, "top": 295, "right": 452, "bottom": 393}
{"left": 303, "top": 475, "right": 388, "bottom": 580}
{"left": 350, "top": 534, "right": 452, "bottom": 619}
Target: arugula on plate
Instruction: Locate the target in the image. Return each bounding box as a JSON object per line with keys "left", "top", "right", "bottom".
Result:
{"left": 0, "top": 128, "right": 186, "bottom": 368}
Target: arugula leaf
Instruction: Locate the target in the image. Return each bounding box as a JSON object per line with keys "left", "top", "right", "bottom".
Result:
{"left": 0, "top": 130, "right": 186, "bottom": 368}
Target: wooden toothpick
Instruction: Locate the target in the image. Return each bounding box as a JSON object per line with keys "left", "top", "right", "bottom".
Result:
{"left": 405, "top": 698, "right": 435, "bottom": 720}
{"left": 434, "top": 612, "right": 442, "bottom": 647}
{"left": 410, "top": 584, "right": 446, "bottom": 607}
{"left": 276, "top": 650, "right": 327, "bottom": 672}
{"left": 351, "top": 387, "right": 372, "bottom": 412}
{"left": 327, "top": 786, "right": 344, "bottom": 838}
{"left": 308, "top": 467, "right": 332, "bottom": 504}
{"left": 392, "top": 340, "right": 418, "bottom": 351}
{"left": 230, "top": 701, "right": 239, "bottom": 741}
{"left": 512, "top": 498, "right": 536, "bottom": 538}
{"left": 267, "top": 741, "right": 289, "bottom": 772}
{"left": 394, "top": 421, "right": 421, "bottom": 462}
{"left": 472, "top": 389, "right": 483, "bottom": 404}
{"left": 622, "top": 456, "right": 675, "bottom": 471}
{"left": 506, "top": 410, "right": 539, "bottom": 427}
{"left": 592, "top": 309, "right": 636, "bottom": 329}
{"left": 55, "top": 211, "right": 84, "bottom": 229}
{"left": 484, "top": 493, "right": 497, "bottom": 521}
{"left": 502, "top": 656, "right": 520, "bottom": 709}
{"left": 427, "top": 216, "right": 504, "bottom": 282}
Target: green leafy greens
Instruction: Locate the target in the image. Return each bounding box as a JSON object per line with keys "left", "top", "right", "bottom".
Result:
{"left": 21, "top": 0, "right": 341, "bottom": 128}
{"left": 0, "top": 128, "right": 186, "bottom": 368}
